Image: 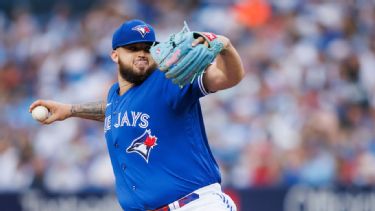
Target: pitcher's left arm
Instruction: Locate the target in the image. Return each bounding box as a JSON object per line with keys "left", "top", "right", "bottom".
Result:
{"left": 197, "top": 35, "right": 245, "bottom": 92}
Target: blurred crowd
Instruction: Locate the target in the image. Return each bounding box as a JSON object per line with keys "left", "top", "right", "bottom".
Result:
{"left": 1, "top": 0, "right": 375, "bottom": 192}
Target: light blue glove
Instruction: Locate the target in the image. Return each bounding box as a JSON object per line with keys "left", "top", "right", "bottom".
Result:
{"left": 150, "top": 22, "right": 224, "bottom": 87}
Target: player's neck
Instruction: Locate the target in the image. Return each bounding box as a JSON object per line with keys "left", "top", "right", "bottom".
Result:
{"left": 118, "top": 81, "right": 134, "bottom": 95}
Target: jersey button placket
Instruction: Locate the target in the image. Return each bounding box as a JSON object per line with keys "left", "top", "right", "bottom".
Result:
{"left": 113, "top": 100, "right": 118, "bottom": 115}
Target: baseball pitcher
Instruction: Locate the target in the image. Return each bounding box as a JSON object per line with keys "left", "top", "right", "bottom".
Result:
{"left": 29, "top": 19, "right": 244, "bottom": 211}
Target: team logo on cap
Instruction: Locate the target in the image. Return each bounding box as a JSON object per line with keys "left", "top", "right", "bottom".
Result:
{"left": 126, "top": 129, "right": 157, "bottom": 163}
{"left": 132, "top": 25, "right": 151, "bottom": 38}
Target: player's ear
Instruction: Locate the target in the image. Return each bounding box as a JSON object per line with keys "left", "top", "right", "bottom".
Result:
{"left": 111, "top": 50, "right": 119, "bottom": 63}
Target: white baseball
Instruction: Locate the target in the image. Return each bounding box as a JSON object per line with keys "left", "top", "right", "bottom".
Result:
{"left": 31, "top": 105, "right": 49, "bottom": 121}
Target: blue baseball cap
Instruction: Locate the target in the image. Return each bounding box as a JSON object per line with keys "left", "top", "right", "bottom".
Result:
{"left": 112, "top": 19, "right": 157, "bottom": 50}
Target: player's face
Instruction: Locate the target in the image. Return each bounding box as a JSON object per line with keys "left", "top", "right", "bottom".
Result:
{"left": 115, "top": 43, "right": 157, "bottom": 85}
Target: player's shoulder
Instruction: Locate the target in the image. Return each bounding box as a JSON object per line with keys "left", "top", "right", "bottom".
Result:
{"left": 109, "top": 82, "right": 119, "bottom": 93}
{"left": 150, "top": 69, "right": 165, "bottom": 80}
{"left": 107, "top": 82, "right": 119, "bottom": 101}
{"left": 144, "top": 69, "right": 168, "bottom": 86}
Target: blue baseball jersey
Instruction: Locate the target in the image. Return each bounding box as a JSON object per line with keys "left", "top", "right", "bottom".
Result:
{"left": 104, "top": 70, "right": 221, "bottom": 210}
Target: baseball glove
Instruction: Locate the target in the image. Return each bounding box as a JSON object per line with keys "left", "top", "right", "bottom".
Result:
{"left": 150, "top": 22, "right": 224, "bottom": 87}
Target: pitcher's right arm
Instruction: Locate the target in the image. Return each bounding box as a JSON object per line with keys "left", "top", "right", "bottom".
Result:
{"left": 29, "top": 100, "right": 106, "bottom": 124}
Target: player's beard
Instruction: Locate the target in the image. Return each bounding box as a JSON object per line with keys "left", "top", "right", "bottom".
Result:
{"left": 118, "top": 58, "right": 156, "bottom": 85}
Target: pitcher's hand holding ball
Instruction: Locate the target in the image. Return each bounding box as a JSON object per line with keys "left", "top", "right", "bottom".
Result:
{"left": 29, "top": 100, "right": 72, "bottom": 124}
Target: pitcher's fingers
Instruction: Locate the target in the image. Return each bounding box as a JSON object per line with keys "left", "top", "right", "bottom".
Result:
{"left": 30, "top": 100, "right": 56, "bottom": 113}
{"left": 29, "top": 100, "right": 44, "bottom": 112}
{"left": 42, "top": 114, "right": 57, "bottom": 125}
{"left": 192, "top": 37, "right": 205, "bottom": 47}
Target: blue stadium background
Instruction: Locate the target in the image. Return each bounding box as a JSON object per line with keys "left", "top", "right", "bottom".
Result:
{"left": 1, "top": 0, "right": 375, "bottom": 210}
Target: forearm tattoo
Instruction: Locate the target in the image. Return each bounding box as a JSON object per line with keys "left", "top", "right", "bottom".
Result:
{"left": 71, "top": 101, "right": 105, "bottom": 122}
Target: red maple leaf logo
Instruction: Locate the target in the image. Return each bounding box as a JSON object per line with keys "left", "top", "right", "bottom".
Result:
{"left": 144, "top": 135, "right": 157, "bottom": 147}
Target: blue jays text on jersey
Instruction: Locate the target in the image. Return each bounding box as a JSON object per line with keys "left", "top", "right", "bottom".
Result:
{"left": 104, "top": 70, "right": 220, "bottom": 211}
{"left": 104, "top": 110, "right": 150, "bottom": 132}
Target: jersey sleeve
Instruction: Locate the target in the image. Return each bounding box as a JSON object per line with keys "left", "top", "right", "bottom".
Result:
{"left": 158, "top": 72, "right": 210, "bottom": 112}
